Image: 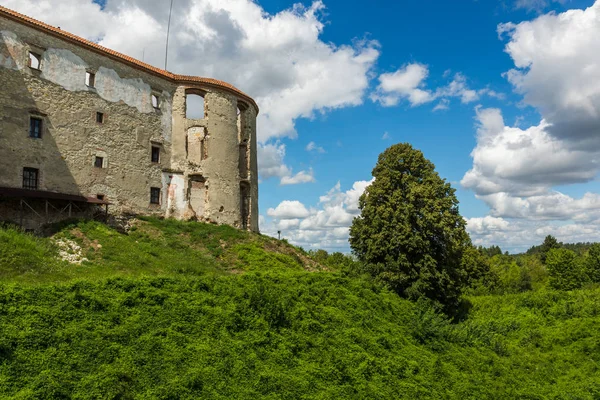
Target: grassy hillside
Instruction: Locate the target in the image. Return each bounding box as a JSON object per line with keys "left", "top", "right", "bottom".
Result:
{"left": 0, "top": 217, "right": 322, "bottom": 284}
{"left": 1, "top": 219, "right": 600, "bottom": 399}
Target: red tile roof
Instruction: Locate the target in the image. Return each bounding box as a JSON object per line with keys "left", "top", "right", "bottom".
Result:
{"left": 0, "top": 5, "right": 259, "bottom": 112}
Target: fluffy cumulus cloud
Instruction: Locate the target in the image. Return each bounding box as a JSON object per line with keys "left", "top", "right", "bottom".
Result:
{"left": 499, "top": 2, "right": 600, "bottom": 149}
{"left": 463, "top": 2, "right": 600, "bottom": 250}
{"left": 267, "top": 200, "right": 310, "bottom": 219}
{"left": 371, "top": 65, "right": 501, "bottom": 109}
{"left": 1, "top": 0, "right": 379, "bottom": 182}
{"left": 261, "top": 179, "right": 373, "bottom": 251}
{"left": 462, "top": 107, "right": 600, "bottom": 249}
{"left": 462, "top": 107, "right": 599, "bottom": 198}
{"left": 280, "top": 169, "right": 315, "bottom": 185}
{"left": 370, "top": 63, "right": 433, "bottom": 107}
{"left": 257, "top": 142, "right": 315, "bottom": 185}
{"left": 467, "top": 217, "right": 600, "bottom": 253}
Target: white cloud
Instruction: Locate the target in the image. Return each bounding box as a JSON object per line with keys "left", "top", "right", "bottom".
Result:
{"left": 258, "top": 142, "right": 315, "bottom": 185}
{"left": 261, "top": 179, "right": 373, "bottom": 250}
{"left": 435, "top": 73, "right": 479, "bottom": 104}
{"left": 433, "top": 99, "right": 450, "bottom": 112}
{"left": 0, "top": 0, "right": 380, "bottom": 142}
{"left": 372, "top": 66, "right": 502, "bottom": 109}
{"left": 267, "top": 200, "right": 310, "bottom": 219}
{"left": 467, "top": 216, "right": 600, "bottom": 253}
{"left": 257, "top": 142, "right": 292, "bottom": 180}
{"left": 462, "top": 106, "right": 600, "bottom": 226}
{"left": 461, "top": 107, "right": 599, "bottom": 198}
{"left": 306, "top": 141, "right": 325, "bottom": 153}
{"left": 462, "top": 3, "right": 600, "bottom": 250}
{"left": 499, "top": 2, "right": 600, "bottom": 149}
{"left": 280, "top": 169, "right": 316, "bottom": 185}
{"left": 381, "top": 131, "right": 390, "bottom": 140}
{"left": 370, "top": 63, "right": 433, "bottom": 107}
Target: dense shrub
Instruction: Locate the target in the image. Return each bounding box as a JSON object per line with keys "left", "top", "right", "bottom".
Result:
{"left": 546, "top": 248, "right": 586, "bottom": 290}
{"left": 1, "top": 277, "right": 600, "bottom": 398}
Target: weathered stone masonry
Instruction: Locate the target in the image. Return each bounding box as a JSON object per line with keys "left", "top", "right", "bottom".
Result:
{"left": 0, "top": 6, "right": 259, "bottom": 232}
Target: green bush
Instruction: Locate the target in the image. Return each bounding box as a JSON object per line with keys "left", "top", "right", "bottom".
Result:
{"left": 546, "top": 248, "right": 586, "bottom": 290}
{"left": 2, "top": 220, "right": 600, "bottom": 398}
{"left": 1, "top": 277, "right": 600, "bottom": 398}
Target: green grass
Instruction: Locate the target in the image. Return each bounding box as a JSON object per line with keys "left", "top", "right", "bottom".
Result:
{"left": 1, "top": 219, "right": 600, "bottom": 398}
{"left": 0, "top": 217, "right": 314, "bottom": 284}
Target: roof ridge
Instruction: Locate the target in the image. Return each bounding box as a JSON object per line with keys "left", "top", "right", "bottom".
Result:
{"left": 0, "top": 5, "right": 258, "bottom": 112}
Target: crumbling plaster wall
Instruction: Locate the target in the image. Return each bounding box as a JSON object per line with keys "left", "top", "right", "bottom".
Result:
{"left": 170, "top": 86, "right": 259, "bottom": 231}
{"left": 0, "top": 16, "right": 174, "bottom": 215}
{"left": 0, "top": 12, "right": 259, "bottom": 232}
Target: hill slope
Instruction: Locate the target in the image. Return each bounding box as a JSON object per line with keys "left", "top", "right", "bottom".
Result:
{"left": 0, "top": 217, "right": 322, "bottom": 284}
{"left": 1, "top": 219, "right": 600, "bottom": 399}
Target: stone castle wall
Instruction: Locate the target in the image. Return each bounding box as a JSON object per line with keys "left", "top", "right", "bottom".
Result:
{"left": 0, "top": 7, "right": 259, "bottom": 232}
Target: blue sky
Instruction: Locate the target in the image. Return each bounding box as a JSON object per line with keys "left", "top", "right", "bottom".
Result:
{"left": 4, "top": 0, "right": 600, "bottom": 252}
{"left": 255, "top": 0, "right": 600, "bottom": 250}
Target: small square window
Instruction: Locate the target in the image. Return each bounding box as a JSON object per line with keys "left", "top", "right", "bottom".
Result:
{"left": 29, "top": 117, "right": 42, "bottom": 138}
{"left": 28, "top": 52, "right": 41, "bottom": 70}
{"left": 96, "top": 112, "right": 104, "bottom": 123}
{"left": 151, "top": 146, "right": 160, "bottom": 163}
{"left": 151, "top": 94, "right": 159, "bottom": 109}
{"left": 86, "top": 71, "right": 96, "bottom": 87}
{"left": 150, "top": 187, "right": 161, "bottom": 204}
{"left": 23, "top": 167, "right": 39, "bottom": 190}
{"left": 94, "top": 156, "right": 104, "bottom": 168}
{"left": 96, "top": 194, "right": 105, "bottom": 201}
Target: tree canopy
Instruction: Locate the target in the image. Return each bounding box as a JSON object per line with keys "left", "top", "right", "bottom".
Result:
{"left": 349, "top": 143, "right": 471, "bottom": 313}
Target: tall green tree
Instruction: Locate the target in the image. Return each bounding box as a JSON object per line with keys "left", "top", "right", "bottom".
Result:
{"left": 540, "top": 235, "right": 561, "bottom": 264}
{"left": 546, "top": 248, "right": 585, "bottom": 290}
{"left": 349, "top": 143, "right": 471, "bottom": 314}
{"left": 585, "top": 243, "right": 600, "bottom": 283}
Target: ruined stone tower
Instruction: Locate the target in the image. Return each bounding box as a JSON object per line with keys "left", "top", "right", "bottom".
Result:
{"left": 0, "top": 6, "right": 259, "bottom": 232}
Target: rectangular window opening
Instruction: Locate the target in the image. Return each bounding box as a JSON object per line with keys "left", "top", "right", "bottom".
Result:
{"left": 96, "top": 194, "right": 105, "bottom": 201}
{"left": 29, "top": 117, "right": 42, "bottom": 138}
{"left": 23, "top": 168, "right": 39, "bottom": 190}
{"left": 151, "top": 146, "right": 160, "bottom": 163}
{"left": 28, "top": 52, "right": 41, "bottom": 70}
{"left": 94, "top": 156, "right": 104, "bottom": 168}
{"left": 96, "top": 112, "right": 104, "bottom": 124}
{"left": 152, "top": 94, "right": 159, "bottom": 109}
{"left": 150, "top": 187, "right": 161, "bottom": 204}
{"left": 86, "top": 71, "right": 96, "bottom": 87}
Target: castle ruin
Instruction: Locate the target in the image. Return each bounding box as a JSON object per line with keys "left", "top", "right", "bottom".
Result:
{"left": 0, "top": 6, "right": 259, "bottom": 232}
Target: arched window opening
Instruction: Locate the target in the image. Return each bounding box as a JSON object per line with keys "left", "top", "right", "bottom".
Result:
{"left": 186, "top": 92, "right": 205, "bottom": 120}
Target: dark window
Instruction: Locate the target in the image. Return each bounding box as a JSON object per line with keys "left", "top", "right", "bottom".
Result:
{"left": 23, "top": 168, "right": 39, "bottom": 190}
{"left": 29, "top": 52, "right": 41, "bottom": 69}
{"left": 86, "top": 71, "right": 95, "bottom": 87}
{"left": 151, "top": 146, "right": 160, "bottom": 163}
{"left": 96, "top": 112, "right": 104, "bottom": 123}
{"left": 29, "top": 117, "right": 42, "bottom": 138}
{"left": 150, "top": 187, "right": 161, "bottom": 204}
{"left": 96, "top": 194, "right": 105, "bottom": 201}
{"left": 94, "top": 156, "right": 104, "bottom": 168}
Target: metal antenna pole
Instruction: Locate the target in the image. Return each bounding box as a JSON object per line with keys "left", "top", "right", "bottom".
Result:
{"left": 165, "top": 0, "right": 174, "bottom": 71}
